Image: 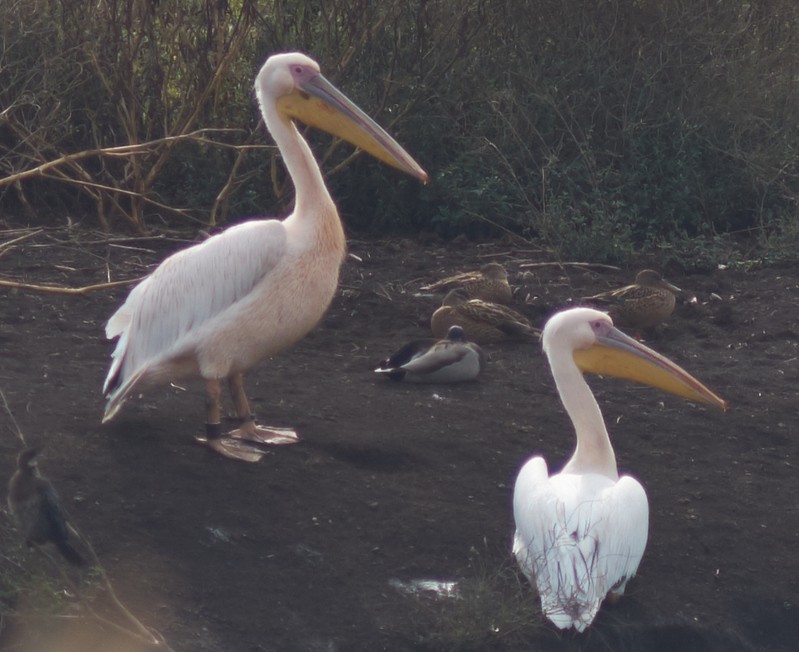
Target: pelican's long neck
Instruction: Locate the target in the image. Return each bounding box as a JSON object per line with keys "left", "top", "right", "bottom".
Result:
{"left": 260, "top": 98, "right": 343, "bottom": 248}
{"left": 548, "top": 348, "right": 619, "bottom": 479}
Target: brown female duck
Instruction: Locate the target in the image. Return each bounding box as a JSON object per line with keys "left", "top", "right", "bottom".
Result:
{"left": 431, "top": 289, "right": 539, "bottom": 344}
{"left": 420, "top": 262, "right": 512, "bottom": 304}
{"left": 584, "top": 269, "right": 681, "bottom": 330}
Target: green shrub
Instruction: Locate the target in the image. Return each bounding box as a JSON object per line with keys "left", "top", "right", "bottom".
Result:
{"left": 2, "top": 0, "right": 798, "bottom": 265}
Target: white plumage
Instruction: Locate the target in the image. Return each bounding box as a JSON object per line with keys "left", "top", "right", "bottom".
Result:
{"left": 512, "top": 307, "right": 725, "bottom": 631}
{"left": 102, "top": 52, "right": 426, "bottom": 461}
{"left": 513, "top": 459, "right": 647, "bottom": 631}
{"left": 104, "top": 220, "right": 295, "bottom": 416}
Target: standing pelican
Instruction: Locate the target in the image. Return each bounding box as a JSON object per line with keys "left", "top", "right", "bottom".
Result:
{"left": 103, "top": 53, "right": 427, "bottom": 462}
{"left": 512, "top": 307, "right": 726, "bottom": 631}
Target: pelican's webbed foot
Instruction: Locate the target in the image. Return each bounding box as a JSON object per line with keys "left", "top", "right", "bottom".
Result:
{"left": 195, "top": 423, "right": 266, "bottom": 463}
{"left": 229, "top": 417, "right": 300, "bottom": 446}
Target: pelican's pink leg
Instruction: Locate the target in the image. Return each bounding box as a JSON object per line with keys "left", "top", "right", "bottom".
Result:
{"left": 194, "top": 378, "right": 265, "bottom": 462}
{"left": 227, "top": 373, "right": 299, "bottom": 445}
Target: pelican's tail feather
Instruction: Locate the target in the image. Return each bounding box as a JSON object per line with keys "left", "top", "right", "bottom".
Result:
{"left": 102, "top": 367, "right": 146, "bottom": 423}
{"left": 540, "top": 593, "right": 600, "bottom": 633}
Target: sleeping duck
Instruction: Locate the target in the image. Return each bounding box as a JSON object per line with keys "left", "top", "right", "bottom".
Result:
{"left": 420, "top": 262, "right": 512, "bottom": 304}
{"left": 583, "top": 269, "right": 681, "bottom": 331}
{"left": 375, "top": 325, "right": 485, "bottom": 383}
{"left": 431, "top": 289, "right": 539, "bottom": 344}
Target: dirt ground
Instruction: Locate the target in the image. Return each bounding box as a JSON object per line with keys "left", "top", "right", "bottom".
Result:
{"left": 0, "top": 226, "right": 797, "bottom": 652}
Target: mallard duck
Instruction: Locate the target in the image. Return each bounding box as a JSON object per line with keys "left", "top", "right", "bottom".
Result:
{"left": 583, "top": 269, "right": 681, "bottom": 330}
{"left": 102, "top": 53, "right": 426, "bottom": 462}
{"left": 375, "top": 325, "right": 486, "bottom": 383}
{"left": 420, "top": 262, "right": 512, "bottom": 304}
{"left": 431, "top": 289, "right": 539, "bottom": 344}
{"left": 8, "top": 448, "right": 86, "bottom": 566}
{"left": 513, "top": 308, "right": 726, "bottom": 631}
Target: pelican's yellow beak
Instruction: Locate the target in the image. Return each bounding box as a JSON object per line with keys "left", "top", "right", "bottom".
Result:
{"left": 573, "top": 327, "right": 727, "bottom": 410}
{"left": 277, "top": 72, "right": 428, "bottom": 183}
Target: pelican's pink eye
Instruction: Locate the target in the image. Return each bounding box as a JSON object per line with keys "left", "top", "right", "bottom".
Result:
{"left": 294, "top": 66, "right": 303, "bottom": 74}
{"left": 591, "top": 320, "right": 603, "bottom": 331}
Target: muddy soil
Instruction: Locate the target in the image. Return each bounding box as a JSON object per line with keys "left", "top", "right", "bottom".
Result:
{"left": 0, "top": 228, "right": 797, "bottom": 652}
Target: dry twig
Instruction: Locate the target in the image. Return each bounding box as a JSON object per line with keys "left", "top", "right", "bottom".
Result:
{"left": 0, "top": 229, "right": 44, "bottom": 253}
{"left": 0, "top": 277, "right": 141, "bottom": 295}
{"left": 0, "top": 130, "right": 252, "bottom": 189}
{"left": 518, "top": 262, "right": 621, "bottom": 272}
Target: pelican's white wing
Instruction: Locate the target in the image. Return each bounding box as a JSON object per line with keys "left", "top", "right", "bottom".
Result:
{"left": 103, "top": 219, "right": 288, "bottom": 418}
{"left": 512, "top": 457, "right": 648, "bottom": 632}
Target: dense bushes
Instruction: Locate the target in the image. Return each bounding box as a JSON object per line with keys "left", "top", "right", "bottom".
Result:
{"left": 1, "top": 0, "right": 798, "bottom": 262}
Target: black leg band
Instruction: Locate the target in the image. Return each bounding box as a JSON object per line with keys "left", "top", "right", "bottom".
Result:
{"left": 206, "top": 423, "right": 223, "bottom": 440}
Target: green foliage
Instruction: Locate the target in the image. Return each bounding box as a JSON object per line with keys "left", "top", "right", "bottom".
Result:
{"left": 538, "top": 197, "right": 637, "bottom": 265}
{"left": 2, "top": 0, "right": 799, "bottom": 265}
{"left": 414, "top": 0, "right": 799, "bottom": 263}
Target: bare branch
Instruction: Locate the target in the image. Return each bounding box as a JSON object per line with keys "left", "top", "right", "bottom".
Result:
{"left": 0, "top": 277, "right": 141, "bottom": 295}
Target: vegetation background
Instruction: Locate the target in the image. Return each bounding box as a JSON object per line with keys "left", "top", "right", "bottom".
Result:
{"left": 2, "top": 0, "right": 799, "bottom": 265}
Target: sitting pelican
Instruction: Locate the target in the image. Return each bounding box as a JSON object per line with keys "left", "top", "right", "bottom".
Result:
{"left": 374, "top": 325, "right": 486, "bottom": 383}
{"left": 420, "top": 262, "right": 512, "bottom": 304}
{"left": 583, "top": 269, "right": 681, "bottom": 331}
{"left": 512, "top": 307, "right": 726, "bottom": 632}
{"left": 102, "top": 52, "right": 427, "bottom": 462}
{"left": 431, "top": 288, "right": 539, "bottom": 344}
